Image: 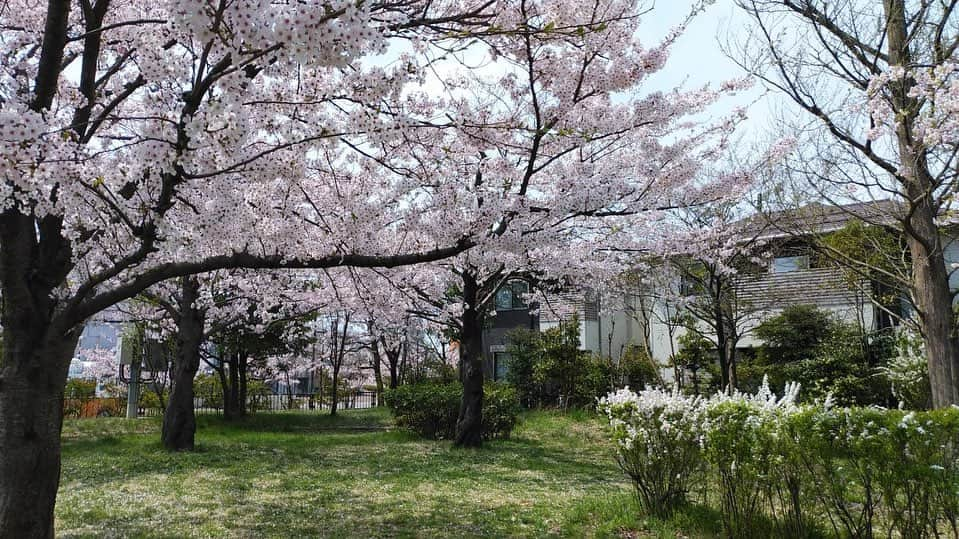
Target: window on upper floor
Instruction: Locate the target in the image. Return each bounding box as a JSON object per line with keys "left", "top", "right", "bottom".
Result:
{"left": 494, "top": 280, "right": 529, "bottom": 311}
{"left": 772, "top": 255, "right": 810, "bottom": 273}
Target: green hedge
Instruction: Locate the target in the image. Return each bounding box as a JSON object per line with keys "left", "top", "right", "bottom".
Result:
{"left": 601, "top": 383, "right": 959, "bottom": 538}
{"left": 385, "top": 382, "right": 520, "bottom": 440}
{"left": 65, "top": 378, "right": 97, "bottom": 398}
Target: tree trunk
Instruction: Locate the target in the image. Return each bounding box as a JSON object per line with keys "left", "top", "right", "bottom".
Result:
{"left": 726, "top": 338, "right": 738, "bottom": 392}
{"left": 885, "top": 0, "right": 959, "bottom": 407}
{"left": 216, "top": 364, "right": 233, "bottom": 421}
{"left": 387, "top": 347, "right": 399, "bottom": 390}
{"left": 455, "top": 272, "right": 485, "bottom": 447}
{"left": 223, "top": 352, "right": 240, "bottom": 420}
{"left": 714, "top": 322, "right": 731, "bottom": 392}
{"left": 330, "top": 365, "right": 340, "bottom": 416}
{"left": 161, "top": 277, "right": 205, "bottom": 450}
{"left": 906, "top": 207, "right": 959, "bottom": 407}
{"left": 371, "top": 339, "right": 385, "bottom": 406}
{"left": 1, "top": 201, "right": 78, "bottom": 537}
{"left": 711, "top": 275, "right": 732, "bottom": 392}
{"left": 0, "top": 330, "right": 78, "bottom": 539}
{"left": 238, "top": 352, "right": 248, "bottom": 417}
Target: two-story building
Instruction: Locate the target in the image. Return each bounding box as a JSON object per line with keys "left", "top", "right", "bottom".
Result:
{"left": 482, "top": 200, "right": 959, "bottom": 384}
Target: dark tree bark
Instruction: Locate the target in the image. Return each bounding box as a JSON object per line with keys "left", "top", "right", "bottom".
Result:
{"left": 328, "top": 313, "right": 351, "bottom": 416}
{"left": 215, "top": 361, "right": 233, "bottom": 421}
{"left": 217, "top": 349, "right": 248, "bottom": 420}
{"left": 238, "top": 351, "right": 248, "bottom": 417}
{"left": 0, "top": 328, "right": 78, "bottom": 539}
{"left": 161, "top": 277, "right": 206, "bottom": 451}
{"left": 724, "top": 334, "right": 738, "bottom": 392}
{"left": 330, "top": 363, "right": 341, "bottom": 416}
{"left": 884, "top": 0, "right": 959, "bottom": 407}
{"left": 0, "top": 215, "right": 75, "bottom": 536}
{"left": 455, "top": 272, "right": 485, "bottom": 447}
{"left": 0, "top": 3, "right": 75, "bottom": 534}
{"left": 370, "top": 338, "right": 385, "bottom": 406}
{"left": 227, "top": 351, "right": 240, "bottom": 419}
{"left": 379, "top": 336, "right": 402, "bottom": 389}
{"left": 712, "top": 283, "right": 731, "bottom": 392}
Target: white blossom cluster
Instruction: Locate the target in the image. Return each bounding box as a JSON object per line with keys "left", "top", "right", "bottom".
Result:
{"left": 866, "top": 62, "right": 959, "bottom": 159}
{"left": 600, "top": 376, "right": 800, "bottom": 453}
{"left": 599, "top": 379, "right": 959, "bottom": 537}
{"left": 599, "top": 386, "right": 706, "bottom": 452}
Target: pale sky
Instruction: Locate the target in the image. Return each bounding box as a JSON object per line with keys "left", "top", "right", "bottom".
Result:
{"left": 641, "top": 0, "right": 787, "bottom": 145}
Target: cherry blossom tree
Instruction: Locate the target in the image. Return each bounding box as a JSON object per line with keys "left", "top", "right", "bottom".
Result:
{"left": 0, "top": 0, "right": 759, "bottom": 533}
{"left": 351, "top": 0, "right": 754, "bottom": 445}
{"left": 647, "top": 200, "right": 774, "bottom": 392}
{"left": 0, "top": 1, "right": 503, "bottom": 534}
{"left": 136, "top": 269, "right": 328, "bottom": 447}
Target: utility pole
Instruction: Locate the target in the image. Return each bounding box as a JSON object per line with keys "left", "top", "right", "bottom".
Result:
{"left": 126, "top": 359, "right": 140, "bottom": 419}
{"left": 117, "top": 332, "right": 140, "bottom": 419}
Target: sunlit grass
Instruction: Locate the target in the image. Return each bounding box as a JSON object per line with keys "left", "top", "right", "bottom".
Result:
{"left": 56, "top": 409, "right": 725, "bottom": 538}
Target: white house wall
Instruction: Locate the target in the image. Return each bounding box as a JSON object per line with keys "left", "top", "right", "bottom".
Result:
{"left": 641, "top": 274, "right": 879, "bottom": 368}
{"left": 597, "top": 296, "right": 646, "bottom": 361}
{"left": 538, "top": 319, "right": 602, "bottom": 355}
{"left": 944, "top": 235, "right": 959, "bottom": 294}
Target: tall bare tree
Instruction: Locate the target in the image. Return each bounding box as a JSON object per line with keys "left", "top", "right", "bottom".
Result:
{"left": 734, "top": 0, "right": 959, "bottom": 406}
{"left": 663, "top": 203, "right": 773, "bottom": 392}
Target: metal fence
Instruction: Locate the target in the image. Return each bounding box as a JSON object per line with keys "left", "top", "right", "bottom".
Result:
{"left": 63, "top": 391, "right": 379, "bottom": 419}
{"left": 241, "top": 391, "right": 379, "bottom": 413}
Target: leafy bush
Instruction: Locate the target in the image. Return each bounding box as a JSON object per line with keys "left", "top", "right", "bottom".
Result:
{"left": 506, "top": 317, "right": 625, "bottom": 408}
{"left": 671, "top": 332, "right": 714, "bottom": 394}
{"left": 747, "top": 305, "right": 894, "bottom": 406}
{"left": 530, "top": 318, "right": 598, "bottom": 407}
{"left": 65, "top": 378, "right": 97, "bottom": 398}
{"left": 503, "top": 328, "right": 539, "bottom": 407}
{"left": 385, "top": 382, "right": 520, "bottom": 440}
{"left": 598, "top": 388, "right": 705, "bottom": 517}
{"left": 600, "top": 382, "right": 959, "bottom": 538}
{"left": 618, "top": 345, "right": 662, "bottom": 389}
{"left": 482, "top": 383, "right": 522, "bottom": 438}
{"left": 138, "top": 389, "right": 166, "bottom": 411}
{"left": 702, "top": 380, "right": 800, "bottom": 538}
{"left": 246, "top": 379, "right": 274, "bottom": 412}
{"left": 753, "top": 305, "right": 835, "bottom": 365}
{"left": 787, "top": 322, "right": 891, "bottom": 406}
{"left": 194, "top": 373, "right": 224, "bottom": 408}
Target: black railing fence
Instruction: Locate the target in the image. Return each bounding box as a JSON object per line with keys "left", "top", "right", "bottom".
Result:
{"left": 63, "top": 390, "right": 379, "bottom": 419}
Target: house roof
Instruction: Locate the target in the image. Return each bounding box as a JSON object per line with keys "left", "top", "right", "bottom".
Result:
{"left": 739, "top": 199, "right": 901, "bottom": 241}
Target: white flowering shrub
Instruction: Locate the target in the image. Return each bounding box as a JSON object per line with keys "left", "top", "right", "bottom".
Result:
{"left": 598, "top": 387, "right": 705, "bottom": 517}
{"left": 601, "top": 380, "right": 959, "bottom": 538}
{"left": 879, "top": 329, "right": 931, "bottom": 409}
{"left": 702, "top": 378, "right": 800, "bottom": 538}
{"left": 799, "top": 405, "right": 959, "bottom": 538}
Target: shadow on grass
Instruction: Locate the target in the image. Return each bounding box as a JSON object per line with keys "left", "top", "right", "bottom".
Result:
{"left": 58, "top": 409, "right": 631, "bottom": 537}
{"left": 559, "top": 491, "right": 727, "bottom": 538}
{"left": 195, "top": 407, "right": 394, "bottom": 434}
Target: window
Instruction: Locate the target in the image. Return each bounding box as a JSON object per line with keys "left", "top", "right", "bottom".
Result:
{"left": 493, "top": 352, "right": 510, "bottom": 381}
{"left": 494, "top": 280, "right": 529, "bottom": 311}
{"left": 679, "top": 274, "right": 703, "bottom": 296}
{"left": 772, "top": 255, "right": 810, "bottom": 273}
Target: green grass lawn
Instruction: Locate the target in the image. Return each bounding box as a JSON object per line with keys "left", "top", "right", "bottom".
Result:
{"left": 56, "top": 409, "right": 724, "bottom": 538}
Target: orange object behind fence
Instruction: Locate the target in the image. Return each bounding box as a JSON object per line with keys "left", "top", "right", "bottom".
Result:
{"left": 63, "top": 397, "right": 124, "bottom": 418}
